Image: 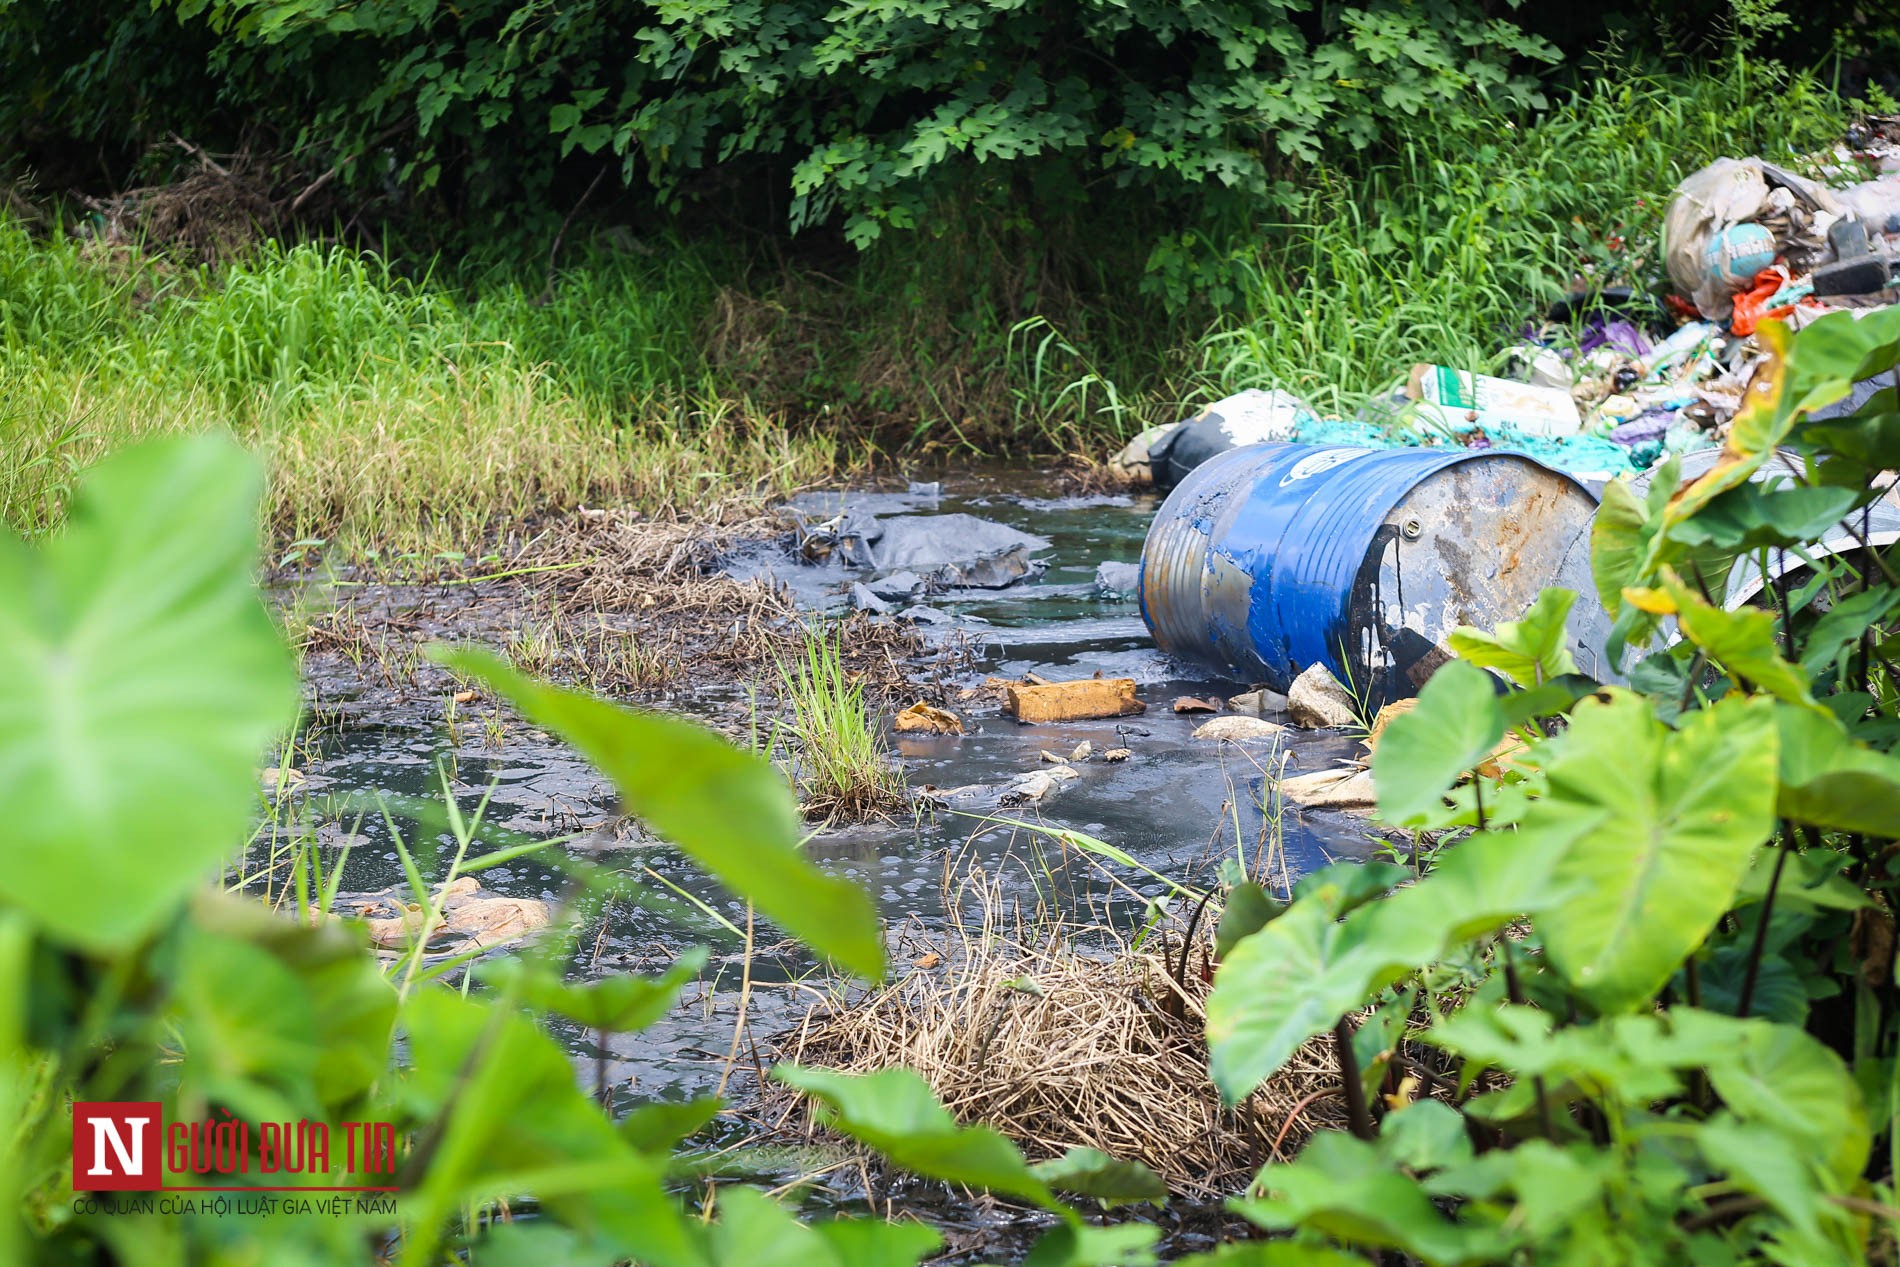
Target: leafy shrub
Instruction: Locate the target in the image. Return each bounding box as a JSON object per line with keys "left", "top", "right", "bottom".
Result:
{"left": 6, "top": 2, "right": 1559, "bottom": 274}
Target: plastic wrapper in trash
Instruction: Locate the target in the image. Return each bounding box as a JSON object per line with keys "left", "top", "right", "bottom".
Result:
{"left": 1579, "top": 317, "right": 1653, "bottom": 359}
{"left": 1145, "top": 389, "right": 1318, "bottom": 488}
{"left": 1406, "top": 364, "right": 1583, "bottom": 439}
{"left": 1640, "top": 321, "right": 1720, "bottom": 377}
{"left": 1663, "top": 157, "right": 1843, "bottom": 320}
{"left": 1498, "top": 343, "right": 1575, "bottom": 390}
{"left": 1838, "top": 174, "right": 1900, "bottom": 233}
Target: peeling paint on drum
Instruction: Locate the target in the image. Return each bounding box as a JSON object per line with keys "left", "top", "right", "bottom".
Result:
{"left": 1137, "top": 443, "right": 1611, "bottom": 696}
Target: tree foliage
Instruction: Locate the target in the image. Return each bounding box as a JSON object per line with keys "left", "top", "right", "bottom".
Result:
{"left": 4, "top": 1, "right": 1557, "bottom": 258}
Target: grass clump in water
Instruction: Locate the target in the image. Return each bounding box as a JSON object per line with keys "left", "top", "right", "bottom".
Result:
{"left": 778, "top": 628, "right": 906, "bottom": 822}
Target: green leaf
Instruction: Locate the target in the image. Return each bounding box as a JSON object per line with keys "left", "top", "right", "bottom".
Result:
{"left": 1635, "top": 567, "right": 1818, "bottom": 708}
{"left": 1171, "top": 1248, "right": 1368, "bottom": 1267}
{"left": 1447, "top": 589, "right": 1577, "bottom": 688}
{"left": 1683, "top": 943, "right": 1809, "bottom": 1025}
{"left": 1022, "top": 1222, "right": 1160, "bottom": 1267}
{"left": 772, "top": 1066, "right": 1062, "bottom": 1213}
{"left": 0, "top": 436, "right": 298, "bottom": 949}
{"left": 172, "top": 926, "right": 322, "bottom": 1125}
{"left": 483, "top": 947, "right": 707, "bottom": 1031}
{"left": 810, "top": 1216, "right": 943, "bottom": 1267}
{"left": 1695, "top": 1115, "right": 1828, "bottom": 1243}
{"left": 619, "top": 1096, "right": 723, "bottom": 1153}
{"left": 1671, "top": 482, "right": 1860, "bottom": 550}
{"left": 1591, "top": 473, "right": 1656, "bottom": 618}
{"left": 399, "top": 989, "right": 696, "bottom": 1267}
{"left": 471, "top": 1222, "right": 616, "bottom": 1267}
{"left": 706, "top": 1185, "right": 941, "bottom": 1267}
{"left": 1214, "top": 882, "right": 1282, "bottom": 960}
{"left": 1424, "top": 1139, "right": 1612, "bottom": 1244}
{"left": 1733, "top": 846, "right": 1868, "bottom": 914}
{"left": 1373, "top": 659, "right": 1504, "bottom": 828}
{"left": 1699, "top": 1014, "right": 1870, "bottom": 1185}
{"left": 1030, "top": 1147, "right": 1168, "bottom": 1205}
{"left": 1799, "top": 586, "right": 1900, "bottom": 678}
{"left": 1804, "top": 411, "right": 1900, "bottom": 469}
{"left": 1427, "top": 1006, "right": 1683, "bottom": 1105}
{"left": 1377, "top": 1100, "right": 1472, "bottom": 1172}
{"left": 1535, "top": 691, "right": 1779, "bottom": 1012}
{"left": 1207, "top": 830, "right": 1566, "bottom": 1102}
{"left": 1775, "top": 702, "right": 1900, "bottom": 837}
{"left": 1234, "top": 1132, "right": 1508, "bottom": 1266}
{"left": 438, "top": 649, "right": 884, "bottom": 979}
{"left": 1291, "top": 860, "right": 1410, "bottom": 915}
{"left": 179, "top": 890, "right": 396, "bottom": 1114}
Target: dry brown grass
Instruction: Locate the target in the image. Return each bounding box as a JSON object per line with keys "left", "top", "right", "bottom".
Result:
{"left": 524, "top": 509, "right": 949, "bottom": 697}
{"left": 768, "top": 867, "right": 1352, "bottom": 1200}
{"left": 75, "top": 142, "right": 282, "bottom": 263}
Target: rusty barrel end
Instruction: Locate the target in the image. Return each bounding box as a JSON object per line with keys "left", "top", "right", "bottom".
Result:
{"left": 1139, "top": 443, "right": 1609, "bottom": 697}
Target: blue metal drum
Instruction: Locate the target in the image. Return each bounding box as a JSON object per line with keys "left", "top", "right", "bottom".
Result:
{"left": 1139, "top": 443, "right": 1611, "bottom": 696}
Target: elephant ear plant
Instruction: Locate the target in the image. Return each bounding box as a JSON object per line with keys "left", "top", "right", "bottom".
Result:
{"left": 1203, "top": 307, "right": 1900, "bottom": 1265}
{"left": 0, "top": 436, "right": 1166, "bottom": 1265}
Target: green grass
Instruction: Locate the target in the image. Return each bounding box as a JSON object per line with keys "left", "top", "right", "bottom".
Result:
{"left": 0, "top": 224, "right": 847, "bottom": 554}
{"left": 777, "top": 629, "right": 906, "bottom": 821}
{"left": 1192, "top": 60, "right": 1852, "bottom": 414}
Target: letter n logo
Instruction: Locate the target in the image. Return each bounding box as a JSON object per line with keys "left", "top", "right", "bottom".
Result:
{"left": 73, "top": 1102, "right": 162, "bottom": 1192}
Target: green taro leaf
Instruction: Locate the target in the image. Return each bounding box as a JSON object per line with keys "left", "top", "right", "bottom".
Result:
{"left": 1804, "top": 410, "right": 1900, "bottom": 470}
{"left": 1374, "top": 659, "right": 1505, "bottom": 828}
{"left": 1591, "top": 472, "right": 1657, "bottom": 619}
{"left": 1536, "top": 691, "right": 1778, "bottom": 1011}
{"left": 1697, "top": 1012, "right": 1871, "bottom": 1185}
{"left": 619, "top": 1096, "right": 723, "bottom": 1153}
{"left": 1775, "top": 702, "right": 1900, "bottom": 838}
{"left": 1214, "top": 881, "right": 1282, "bottom": 960}
{"left": 177, "top": 890, "right": 397, "bottom": 1118}
{"left": 773, "top": 1065, "right": 1063, "bottom": 1213}
{"left": 0, "top": 436, "right": 299, "bottom": 950}
{"left": 1799, "top": 586, "right": 1900, "bottom": 679}
{"left": 706, "top": 1185, "right": 941, "bottom": 1267}
{"left": 1636, "top": 567, "right": 1818, "bottom": 708}
{"left": 1671, "top": 481, "right": 1861, "bottom": 550}
{"left": 1377, "top": 1100, "right": 1473, "bottom": 1173}
{"left": 1234, "top": 1132, "right": 1509, "bottom": 1267}
{"left": 1021, "top": 1222, "right": 1160, "bottom": 1267}
{"left": 400, "top": 988, "right": 696, "bottom": 1267}
{"left": 1694, "top": 1115, "right": 1830, "bottom": 1244}
{"left": 1291, "top": 860, "right": 1410, "bottom": 915}
{"left": 1207, "top": 831, "right": 1568, "bottom": 1103}
{"left": 1447, "top": 588, "right": 1577, "bottom": 688}
{"left": 1030, "top": 1147, "right": 1169, "bottom": 1205}
{"left": 1171, "top": 1247, "right": 1369, "bottom": 1267}
{"left": 483, "top": 947, "right": 708, "bottom": 1031}
{"left": 172, "top": 926, "right": 323, "bottom": 1127}
{"left": 469, "top": 1222, "right": 615, "bottom": 1267}
{"left": 440, "top": 649, "right": 884, "bottom": 980}
{"left": 1733, "top": 845, "right": 1869, "bottom": 914}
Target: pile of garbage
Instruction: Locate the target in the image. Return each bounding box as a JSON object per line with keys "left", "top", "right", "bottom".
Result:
{"left": 1114, "top": 124, "right": 1900, "bottom": 488}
